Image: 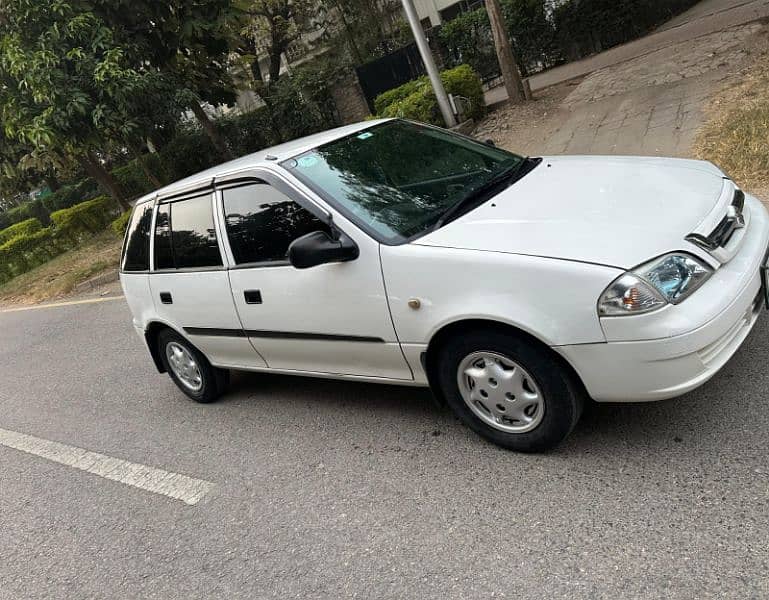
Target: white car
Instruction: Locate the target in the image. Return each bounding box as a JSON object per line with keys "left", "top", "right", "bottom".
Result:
{"left": 120, "top": 119, "right": 769, "bottom": 452}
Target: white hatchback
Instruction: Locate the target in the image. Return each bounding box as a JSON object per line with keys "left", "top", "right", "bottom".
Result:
{"left": 120, "top": 119, "right": 769, "bottom": 452}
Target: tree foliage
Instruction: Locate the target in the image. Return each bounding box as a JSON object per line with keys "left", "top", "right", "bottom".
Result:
{"left": 0, "top": 0, "right": 148, "bottom": 209}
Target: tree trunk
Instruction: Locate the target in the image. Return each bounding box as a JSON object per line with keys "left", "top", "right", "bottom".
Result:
{"left": 334, "top": 0, "right": 364, "bottom": 65}
{"left": 78, "top": 152, "right": 129, "bottom": 212}
{"left": 268, "top": 49, "right": 283, "bottom": 83}
{"left": 486, "top": 0, "right": 526, "bottom": 104}
{"left": 189, "top": 101, "right": 234, "bottom": 161}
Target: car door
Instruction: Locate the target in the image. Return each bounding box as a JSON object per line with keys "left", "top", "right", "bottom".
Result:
{"left": 219, "top": 174, "right": 413, "bottom": 380}
{"left": 148, "top": 189, "right": 267, "bottom": 370}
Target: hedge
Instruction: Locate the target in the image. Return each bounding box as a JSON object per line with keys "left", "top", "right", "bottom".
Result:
{"left": 43, "top": 179, "right": 101, "bottom": 213}
{"left": 437, "top": 0, "right": 699, "bottom": 81}
{"left": 50, "top": 196, "right": 118, "bottom": 243}
{"left": 0, "top": 196, "right": 119, "bottom": 285}
{"left": 0, "top": 218, "right": 43, "bottom": 245}
{"left": 111, "top": 211, "right": 132, "bottom": 237}
{"left": 375, "top": 64, "right": 485, "bottom": 125}
{"left": 0, "top": 198, "right": 51, "bottom": 230}
{"left": 553, "top": 0, "right": 700, "bottom": 61}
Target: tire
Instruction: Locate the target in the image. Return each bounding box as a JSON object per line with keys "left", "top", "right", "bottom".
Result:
{"left": 436, "top": 329, "right": 583, "bottom": 452}
{"left": 157, "top": 329, "right": 229, "bottom": 404}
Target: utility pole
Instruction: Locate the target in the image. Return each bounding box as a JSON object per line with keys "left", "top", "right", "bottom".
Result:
{"left": 486, "top": 0, "right": 526, "bottom": 103}
{"left": 400, "top": 0, "right": 457, "bottom": 128}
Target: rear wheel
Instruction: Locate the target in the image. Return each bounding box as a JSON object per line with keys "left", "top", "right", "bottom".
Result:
{"left": 437, "top": 329, "right": 583, "bottom": 452}
{"left": 157, "top": 329, "right": 229, "bottom": 404}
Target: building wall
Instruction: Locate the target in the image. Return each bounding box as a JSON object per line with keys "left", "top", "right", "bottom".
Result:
{"left": 414, "top": 0, "right": 485, "bottom": 26}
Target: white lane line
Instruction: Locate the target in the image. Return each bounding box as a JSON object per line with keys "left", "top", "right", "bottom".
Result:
{"left": 0, "top": 427, "right": 214, "bottom": 506}
{"left": 0, "top": 295, "right": 124, "bottom": 314}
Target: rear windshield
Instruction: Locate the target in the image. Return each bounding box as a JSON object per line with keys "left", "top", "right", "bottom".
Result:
{"left": 121, "top": 202, "right": 153, "bottom": 272}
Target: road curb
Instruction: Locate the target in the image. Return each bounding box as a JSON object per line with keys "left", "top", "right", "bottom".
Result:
{"left": 73, "top": 270, "right": 119, "bottom": 294}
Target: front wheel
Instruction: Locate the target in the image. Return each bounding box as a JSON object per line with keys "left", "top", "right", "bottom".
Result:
{"left": 437, "top": 330, "right": 583, "bottom": 452}
{"left": 157, "top": 329, "right": 229, "bottom": 404}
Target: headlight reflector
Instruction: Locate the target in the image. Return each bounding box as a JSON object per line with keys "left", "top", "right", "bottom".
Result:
{"left": 636, "top": 254, "right": 711, "bottom": 303}
{"left": 598, "top": 253, "right": 713, "bottom": 316}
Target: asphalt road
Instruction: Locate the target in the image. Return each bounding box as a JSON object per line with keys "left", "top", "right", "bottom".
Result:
{"left": 1, "top": 297, "right": 768, "bottom": 599}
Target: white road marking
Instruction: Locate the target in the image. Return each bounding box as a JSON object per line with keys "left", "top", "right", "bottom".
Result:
{"left": 0, "top": 427, "right": 214, "bottom": 505}
{"left": 0, "top": 295, "right": 124, "bottom": 314}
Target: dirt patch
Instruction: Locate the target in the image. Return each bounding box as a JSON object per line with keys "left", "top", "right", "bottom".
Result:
{"left": 0, "top": 232, "right": 122, "bottom": 307}
{"left": 693, "top": 25, "right": 769, "bottom": 199}
{"left": 472, "top": 80, "right": 579, "bottom": 156}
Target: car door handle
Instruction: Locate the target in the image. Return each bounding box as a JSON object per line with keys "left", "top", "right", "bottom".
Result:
{"left": 244, "top": 290, "right": 262, "bottom": 304}
{"left": 159, "top": 292, "right": 173, "bottom": 305}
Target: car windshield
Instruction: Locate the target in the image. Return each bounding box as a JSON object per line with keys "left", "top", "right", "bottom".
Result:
{"left": 281, "top": 120, "right": 526, "bottom": 244}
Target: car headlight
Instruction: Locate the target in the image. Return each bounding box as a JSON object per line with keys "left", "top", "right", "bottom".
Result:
{"left": 598, "top": 253, "right": 713, "bottom": 316}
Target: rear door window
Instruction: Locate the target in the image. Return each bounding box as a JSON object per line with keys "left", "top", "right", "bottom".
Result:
{"left": 122, "top": 202, "right": 154, "bottom": 272}
{"left": 153, "top": 194, "right": 222, "bottom": 270}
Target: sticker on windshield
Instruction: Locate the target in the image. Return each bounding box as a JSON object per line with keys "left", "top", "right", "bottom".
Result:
{"left": 297, "top": 156, "right": 318, "bottom": 168}
{"left": 357, "top": 132, "right": 373, "bottom": 140}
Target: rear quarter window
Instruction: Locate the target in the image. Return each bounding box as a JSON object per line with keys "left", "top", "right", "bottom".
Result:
{"left": 152, "top": 194, "right": 223, "bottom": 270}
{"left": 122, "top": 202, "right": 154, "bottom": 272}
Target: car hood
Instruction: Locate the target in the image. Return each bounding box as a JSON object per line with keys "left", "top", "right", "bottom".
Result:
{"left": 415, "top": 156, "right": 726, "bottom": 269}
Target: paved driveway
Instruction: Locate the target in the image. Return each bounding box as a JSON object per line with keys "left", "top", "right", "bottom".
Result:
{"left": 1, "top": 297, "right": 768, "bottom": 598}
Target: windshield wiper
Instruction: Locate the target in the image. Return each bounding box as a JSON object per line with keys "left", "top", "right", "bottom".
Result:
{"left": 431, "top": 157, "right": 542, "bottom": 230}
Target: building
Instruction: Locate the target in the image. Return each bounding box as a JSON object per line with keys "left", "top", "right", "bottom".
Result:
{"left": 413, "top": 0, "right": 484, "bottom": 27}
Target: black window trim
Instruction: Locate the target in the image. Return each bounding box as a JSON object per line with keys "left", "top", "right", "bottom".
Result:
{"left": 150, "top": 189, "right": 225, "bottom": 273}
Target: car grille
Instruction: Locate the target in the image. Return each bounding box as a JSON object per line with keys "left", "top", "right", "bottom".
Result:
{"left": 686, "top": 189, "right": 746, "bottom": 252}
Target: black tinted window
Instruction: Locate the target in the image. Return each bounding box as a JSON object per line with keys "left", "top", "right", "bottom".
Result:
{"left": 223, "top": 184, "right": 329, "bottom": 265}
{"left": 122, "top": 202, "right": 153, "bottom": 272}
{"left": 153, "top": 194, "right": 222, "bottom": 270}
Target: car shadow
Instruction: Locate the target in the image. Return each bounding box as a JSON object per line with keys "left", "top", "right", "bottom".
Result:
{"left": 213, "top": 319, "right": 769, "bottom": 456}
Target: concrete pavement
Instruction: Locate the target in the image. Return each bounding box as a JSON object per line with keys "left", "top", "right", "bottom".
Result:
{"left": 1, "top": 295, "right": 768, "bottom": 598}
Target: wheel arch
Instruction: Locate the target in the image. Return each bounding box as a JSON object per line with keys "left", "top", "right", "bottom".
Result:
{"left": 422, "top": 318, "right": 588, "bottom": 406}
{"left": 144, "top": 321, "right": 188, "bottom": 374}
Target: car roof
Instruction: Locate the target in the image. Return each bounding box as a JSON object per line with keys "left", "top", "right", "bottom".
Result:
{"left": 135, "top": 118, "right": 392, "bottom": 204}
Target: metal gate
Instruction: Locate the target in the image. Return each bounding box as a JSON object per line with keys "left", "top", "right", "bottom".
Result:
{"left": 355, "top": 43, "right": 426, "bottom": 112}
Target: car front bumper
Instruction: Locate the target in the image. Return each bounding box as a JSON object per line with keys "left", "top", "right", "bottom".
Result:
{"left": 557, "top": 193, "right": 769, "bottom": 402}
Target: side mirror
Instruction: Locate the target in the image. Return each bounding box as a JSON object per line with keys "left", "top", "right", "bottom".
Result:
{"left": 288, "top": 230, "right": 359, "bottom": 269}
{"left": 484, "top": 139, "right": 496, "bottom": 147}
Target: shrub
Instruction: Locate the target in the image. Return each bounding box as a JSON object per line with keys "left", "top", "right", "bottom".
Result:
{"left": 552, "top": 0, "right": 699, "bottom": 61}
{"left": 0, "top": 196, "right": 118, "bottom": 285}
{"left": 375, "top": 65, "right": 485, "bottom": 125}
{"left": 0, "top": 198, "right": 51, "bottom": 230}
{"left": 0, "top": 218, "right": 43, "bottom": 245}
{"left": 42, "top": 179, "right": 100, "bottom": 213}
{"left": 111, "top": 211, "right": 132, "bottom": 237}
{"left": 374, "top": 79, "right": 424, "bottom": 115}
{"left": 438, "top": 0, "right": 561, "bottom": 80}
{"left": 51, "top": 196, "right": 118, "bottom": 243}
{"left": 0, "top": 227, "right": 58, "bottom": 278}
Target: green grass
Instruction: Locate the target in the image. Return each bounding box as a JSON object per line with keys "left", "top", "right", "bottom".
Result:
{"left": 0, "top": 231, "right": 122, "bottom": 306}
{"left": 695, "top": 48, "right": 769, "bottom": 194}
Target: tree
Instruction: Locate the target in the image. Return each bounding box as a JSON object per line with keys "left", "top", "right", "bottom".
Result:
{"left": 321, "top": 0, "right": 404, "bottom": 66}
{"left": 486, "top": 0, "right": 526, "bottom": 103}
{"left": 0, "top": 1, "right": 141, "bottom": 211}
{"left": 235, "top": 0, "right": 317, "bottom": 84}
{"left": 94, "top": 0, "right": 242, "bottom": 160}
